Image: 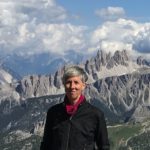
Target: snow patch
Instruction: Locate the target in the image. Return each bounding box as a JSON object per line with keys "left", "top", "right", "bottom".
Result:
{"left": 0, "top": 69, "right": 13, "bottom": 84}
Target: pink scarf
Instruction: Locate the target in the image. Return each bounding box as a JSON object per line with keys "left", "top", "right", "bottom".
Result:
{"left": 64, "top": 95, "right": 85, "bottom": 115}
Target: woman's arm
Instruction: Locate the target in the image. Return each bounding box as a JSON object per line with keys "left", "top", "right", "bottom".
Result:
{"left": 40, "top": 108, "right": 53, "bottom": 150}
{"left": 95, "top": 111, "right": 110, "bottom": 150}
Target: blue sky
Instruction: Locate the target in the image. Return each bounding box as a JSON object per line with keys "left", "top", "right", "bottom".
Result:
{"left": 1, "top": 0, "right": 150, "bottom": 58}
{"left": 57, "top": 0, "right": 150, "bottom": 25}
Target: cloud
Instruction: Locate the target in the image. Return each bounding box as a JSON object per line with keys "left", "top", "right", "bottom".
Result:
{"left": 1, "top": 20, "right": 88, "bottom": 55}
{"left": 88, "top": 19, "right": 142, "bottom": 54}
{"left": 18, "top": 0, "right": 67, "bottom": 23}
{"left": 132, "top": 24, "right": 150, "bottom": 53}
{"left": 0, "top": 0, "right": 78, "bottom": 55}
{"left": 95, "top": 6, "right": 125, "bottom": 21}
{"left": 1, "top": 0, "right": 150, "bottom": 58}
{"left": 88, "top": 18, "right": 150, "bottom": 57}
{"left": 41, "top": 23, "right": 88, "bottom": 54}
{"left": 0, "top": 0, "right": 66, "bottom": 26}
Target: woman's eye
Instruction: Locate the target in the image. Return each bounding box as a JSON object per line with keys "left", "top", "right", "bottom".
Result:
{"left": 66, "top": 81, "right": 71, "bottom": 84}
{"left": 74, "top": 81, "right": 79, "bottom": 84}
{"left": 66, "top": 82, "right": 69, "bottom": 84}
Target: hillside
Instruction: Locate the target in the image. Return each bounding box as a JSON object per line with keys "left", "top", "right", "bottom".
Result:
{"left": 1, "top": 95, "right": 150, "bottom": 149}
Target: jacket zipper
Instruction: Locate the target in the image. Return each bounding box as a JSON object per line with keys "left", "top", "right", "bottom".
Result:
{"left": 83, "top": 143, "right": 86, "bottom": 150}
{"left": 65, "top": 103, "right": 82, "bottom": 150}
{"left": 65, "top": 115, "right": 73, "bottom": 150}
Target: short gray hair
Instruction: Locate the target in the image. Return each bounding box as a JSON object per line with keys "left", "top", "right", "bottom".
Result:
{"left": 62, "top": 66, "right": 88, "bottom": 84}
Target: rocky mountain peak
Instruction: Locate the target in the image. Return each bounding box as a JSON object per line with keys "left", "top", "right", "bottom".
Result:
{"left": 84, "top": 50, "right": 134, "bottom": 81}
{"left": 106, "top": 50, "right": 129, "bottom": 69}
{"left": 1, "top": 50, "right": 150, "bottom": 149}
{"left": 54, "top": 67, "right": 64, "bottom": 88}
{"left": 137, "top": 56, "right": 150, "bottom": 66}
{"left": 2, "top": 49, "right": 149, "bottom": 103}
{"left": 113, "top": 50, "right": 129, "bottom": 64}
{"left": 14, "top": 49, "right": 149, "bottom": 99}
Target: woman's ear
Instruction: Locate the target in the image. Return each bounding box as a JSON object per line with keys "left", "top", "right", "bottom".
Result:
{"left": 82, "top": 83, "right": 86, "bottom": 90}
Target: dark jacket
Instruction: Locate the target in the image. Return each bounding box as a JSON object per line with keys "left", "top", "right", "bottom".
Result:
{"left": 40, "top": 100, "right": 110, "bottom": 150}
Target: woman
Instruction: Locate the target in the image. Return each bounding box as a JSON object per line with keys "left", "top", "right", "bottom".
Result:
{"left": 40, "top": 66, "right": 110, "bottom": 150}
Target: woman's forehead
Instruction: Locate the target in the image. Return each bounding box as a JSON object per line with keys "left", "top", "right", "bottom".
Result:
{"left": 66, "top": 75, "right": 82, "bottom": 80}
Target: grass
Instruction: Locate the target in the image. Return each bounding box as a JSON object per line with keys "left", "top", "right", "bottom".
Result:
{"left": 108, "top": 123, "right": 142, "bottom": 150}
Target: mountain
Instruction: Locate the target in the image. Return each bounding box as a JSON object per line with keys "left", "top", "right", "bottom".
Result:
{"left": 0, "top": 64, "right": 20, "bottom": 104}
{"left": 0, "top": 68, "right": 13, "bottom": 85}
{"left": 1, "top": 50, "right": 88, "bottom": 77}
{"left": 8, "top": 50, "right": 150, "bottom": 122}
{"left": 0, "top": 94, "right": 65, "bottom": 150}
{"left": 0, "top": 64, "right": 19, "bottom": 85}
{"left": 1, "top": 50, "right": 150, "bottom": 121}
{"left": 86, "top": 69, "right": 150, "bottom": 122}
{"left": 15, "top": 50, "right": 145, "bottom": 98}
{"left": 1, "top": 49, "right": 150, "bottom": 149}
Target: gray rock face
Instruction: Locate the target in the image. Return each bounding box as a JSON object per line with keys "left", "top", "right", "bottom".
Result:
{"left": 129, "top": 105, "right": 150, "bottom": 122}
{"left": 107, "top": 50, "right": 129, "bottom": 69}
{"left": 53, "top": 68, "right": 64, "bottom": 88}
{"left": 85, "top": 50, "right": 129, "bottom": 73}
{"left": 16, "top": 50, "right": 132, "bottom": 99}
{"left": 16, "top": 74, "right": 64, "bottom": 99}
{"left": 0, "top": 94, "right": 64, "bottom": 132}
{"left": 137, "top": 56, "right": 150, "bottom": 66}
{"left": 85, "top": 50, "right": 110, "bottom": 74}
{"left": 85, "top": 71, "right": 150, "bottom": 122}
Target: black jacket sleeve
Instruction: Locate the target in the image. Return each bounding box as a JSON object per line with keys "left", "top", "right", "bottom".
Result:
{"left": 95, "top": 111, "right": 110, "bottom": 150}
{"left": 40, "top": 108, "right": 53, "bottom": 150}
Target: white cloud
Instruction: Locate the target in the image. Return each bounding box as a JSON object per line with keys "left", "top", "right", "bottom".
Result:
{"left": 0, "top": 0, "right": 71, "bottom": 54}
{"left": 37, "top": 23, "right": 88, "bottom": 54}
{"left": 88, "top": 18, "right": 150, "bottom": 57}
{"left": 4, "top": 22, "right": 88, "bottom": 55}
{"left": 132, "top": 23, "right": 150, "bottom": 53}
{"left": 95, "top": 6, "right": 125, "bottom": 21}
{"left": 1, "top": 0, "right": 150, "bottom": 59}
{"left": 0, "top": 0, "right": 67, "bottom": 25}
{"left": 88, "top": 19, "right": 144, "bottom": 54}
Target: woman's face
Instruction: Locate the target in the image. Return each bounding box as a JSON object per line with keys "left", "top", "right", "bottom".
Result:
{"left": 64, "top": 76, "right": 86, "bottom": 104}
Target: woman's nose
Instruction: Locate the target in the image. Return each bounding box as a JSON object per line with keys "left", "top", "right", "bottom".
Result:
{"left": 70, "top": 82, "right": 75, "bottom": 88}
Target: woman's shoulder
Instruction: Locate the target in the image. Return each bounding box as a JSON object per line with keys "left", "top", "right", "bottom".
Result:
{"left": 47, "top": 102, "right": 64, "bottom": 113}
{"left": 84, "top": 101, "right": 104, "bottom": 116}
